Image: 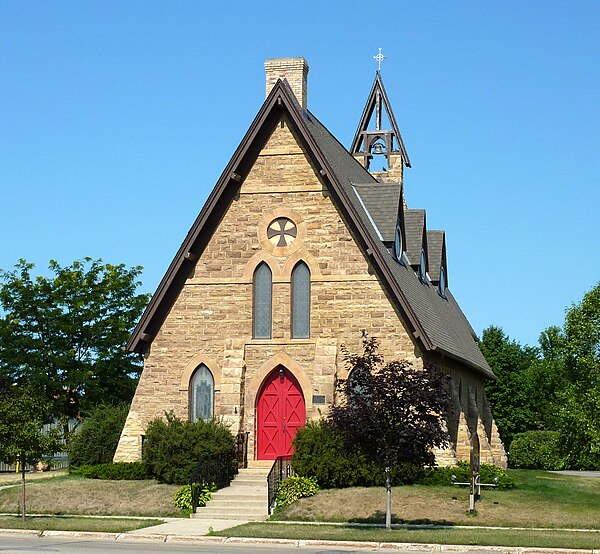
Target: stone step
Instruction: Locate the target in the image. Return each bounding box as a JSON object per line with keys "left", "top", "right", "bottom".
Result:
{"left": 191, "top": 508, "right": 269, "bottom": 521}
{"left": 206, "top": 497, "right": 265, "bottom": 508}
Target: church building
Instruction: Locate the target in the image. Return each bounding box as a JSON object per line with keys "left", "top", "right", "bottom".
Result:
{"left": 114, "top": 57, "right": 507, "bottom": 468}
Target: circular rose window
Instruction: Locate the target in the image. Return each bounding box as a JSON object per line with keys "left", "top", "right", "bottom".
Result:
{"left": 267, "top": 217, "right": 297, "bottom": 247}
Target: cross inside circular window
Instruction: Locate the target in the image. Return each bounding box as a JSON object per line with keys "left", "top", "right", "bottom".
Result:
{"left": 267, "top": 217, "right": 297, "bottom": 247}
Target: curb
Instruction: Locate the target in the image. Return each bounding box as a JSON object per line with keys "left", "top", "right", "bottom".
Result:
{"left": 0, "top": 529, "right": 598, "bottom": 553}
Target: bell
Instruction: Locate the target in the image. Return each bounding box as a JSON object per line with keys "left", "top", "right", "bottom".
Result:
{"left": 372, "top": 142, "right": 385, "bottom": 155}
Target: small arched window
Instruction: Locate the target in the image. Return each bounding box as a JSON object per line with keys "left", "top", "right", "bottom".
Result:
{"left": 439, "top": 264, "right": 446, "bottom": 298}
{"left": 291, "top": 262, "right": 310, "bottom": 339}
{"left": 393, "top": 223, "right": 403, "bottom": 262}
{"left": 190, "top": 364, "right": 214, "bottom": 421}
{"left": 253, "top": 263, "right": 272, "bottom": 339}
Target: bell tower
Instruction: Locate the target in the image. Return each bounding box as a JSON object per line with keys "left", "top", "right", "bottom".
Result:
{"left": 350, "top": 50, "right": 410, "bottom": 183}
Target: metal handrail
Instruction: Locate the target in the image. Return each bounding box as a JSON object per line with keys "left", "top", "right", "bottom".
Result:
{"left": 266, "top": 455, "right": 294, "bottom": 514}
{"left": 188, "top": 449, "right": 238, "bottom": 513}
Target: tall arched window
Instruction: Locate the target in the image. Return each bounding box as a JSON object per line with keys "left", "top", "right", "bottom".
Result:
{"left": 291, "top": 262, "right": 310, "bottom": 338}
{"left": 190, "top": 364, "right": 214, "bottom": 421}
{"left": 253, "top": 262, "right": 272, "bottom": 339}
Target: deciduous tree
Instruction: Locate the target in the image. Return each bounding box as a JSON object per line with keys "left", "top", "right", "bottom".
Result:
{"left": 0, "top": 258, "right": 149, "bottom": 421}
{"left": 329, "top": 333, "right": 450, "bottom": 528}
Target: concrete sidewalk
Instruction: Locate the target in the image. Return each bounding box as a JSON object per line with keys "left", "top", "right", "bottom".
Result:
{"left": 128, "top": 516, "right": 251, "bottom": 536}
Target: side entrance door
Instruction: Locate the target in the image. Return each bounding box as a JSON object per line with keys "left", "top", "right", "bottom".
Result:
{"left": 256, "top": 366, "right": 306, "bottom": 460}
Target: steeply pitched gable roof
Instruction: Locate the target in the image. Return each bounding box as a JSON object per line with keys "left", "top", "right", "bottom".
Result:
{"left": 404, "top": 209, "right": 426, "bottom": 266}
{"left": 427, "top": 230, "right": 446, "bottom": 284}
{"left": 127, "top": 79, "right": 493, "bottom": 378}
{"left": 352, "top": 183, "right": 401, "bottom": 242}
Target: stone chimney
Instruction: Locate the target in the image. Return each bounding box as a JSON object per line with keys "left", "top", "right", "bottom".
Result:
{"left": 265, "top": 57, "right": 309, "bottom": 108}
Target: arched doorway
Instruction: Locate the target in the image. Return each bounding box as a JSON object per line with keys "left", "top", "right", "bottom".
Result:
{"left": 256, "top": 366, "right": 306, "bottom": 460}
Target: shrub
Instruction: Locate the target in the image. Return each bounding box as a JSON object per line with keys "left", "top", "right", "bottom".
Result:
{"left": 509, "top": 430, "right": 566, "bottom": 470}
{"left": 173, "top": 483, "right": 214, "bottom": 511}
{"left": 420, "top": 461, "right": 515, "bottom": 489}
{"left": 70, "top": 461, "right": 148, "bottom": 480}
{"left": 293, "top": 420, "right": 423, "bottom": 488}
{"left": 275, "top": 476, "right": 319, "bottom": 509}
{"left": 68, "top": 404, "right": 129, "bottom": 467}
{"left": 143, "top": 412, "right": 236, "bottom": 485}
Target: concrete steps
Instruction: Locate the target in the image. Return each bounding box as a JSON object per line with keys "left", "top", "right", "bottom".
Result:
{"left": 191, "top": 467, "right": 270, "bottom": 521}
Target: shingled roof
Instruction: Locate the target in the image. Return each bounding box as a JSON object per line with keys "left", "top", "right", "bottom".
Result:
{"left": 427, "top": 230, "right": 446, "bottom": 284}
{"left": 352, "top": 183, "right": 401, "bottom": 242}
{"left": 127, "top": 79, "right": 493, "bottom": 378}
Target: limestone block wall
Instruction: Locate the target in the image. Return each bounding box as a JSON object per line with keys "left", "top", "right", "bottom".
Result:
{"left": 114, "top": 116, "right": 420, "bottom": 462}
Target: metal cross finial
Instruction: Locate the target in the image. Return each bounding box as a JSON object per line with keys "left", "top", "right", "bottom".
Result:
{"left": 374, "top": 48, "right": 386, "bottom": 72}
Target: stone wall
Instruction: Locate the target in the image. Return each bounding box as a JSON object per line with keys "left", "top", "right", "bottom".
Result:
{"left": 114, "top": 115, "right": 504, "bottom": 468}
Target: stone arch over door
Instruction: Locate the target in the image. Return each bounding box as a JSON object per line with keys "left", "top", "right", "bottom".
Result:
{"left": 255, "top": 365, "right": 306, "bottom": 460}
{"left": 247, "top": 351, "right": 312, "bottom": 460}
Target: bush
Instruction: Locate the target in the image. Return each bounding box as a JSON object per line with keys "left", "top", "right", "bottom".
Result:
{"left": 68, "top": 404, "right": 129, "bottom": 467}
{"left": 70, "top": 461, "right": 148, "bottom": 480}
{"left": 173, "top": 483, "right": 215, "bottom": 510}
{"left": 275, "top": 476, "right": 319, "bottom": 509}
{"left": 420, "top": 461, "right": 515, "bottom": 489}
{"left": 509, "top": 431, "right": 566, "bottom": 470}
{"left": 143, "top": 412, "right": 236, "bottom": 485}
{"left": 293, "top": 420, "right": 424, "bottom": 488}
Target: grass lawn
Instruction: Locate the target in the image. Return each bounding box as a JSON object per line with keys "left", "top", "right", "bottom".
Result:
{"left": 217, "top": 522, "right": 600, "bottom": 550}
{"left": 273, "top": 470, "right": 600, "bottom": 530}
{"left": 0, "top": 475, "right": 184, "bottom": 518}
{"left": 0, "top": 515, "right": 163, "bottom": 533}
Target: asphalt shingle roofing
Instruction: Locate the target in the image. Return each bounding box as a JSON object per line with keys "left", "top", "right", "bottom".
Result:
{"left": 127, "top": 79, "right": 492, "bottom": 378}
{"left": 427, "top": 230, "right": 445, "bottom": 283}
{"left": 303, "top": 107, "right": 493, "bottom": 377}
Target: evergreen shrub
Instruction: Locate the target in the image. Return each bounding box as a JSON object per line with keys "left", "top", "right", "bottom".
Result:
{"left": 68, "top": 403, "right": 129, "bottom": 467}
{"left": 509, "top": 430, "right": 566, "bottom": 470}
{"left": 275, "top": 476, "right": 319, "bottom": 508}
{"left": 292, "top": 420, "right": 424, "bottom": 488}
{"left": 143, "top": 412, "right": 236, "bottom": 485}
{"left": 293, "top": 420, "right": 514, "bottom": 489}
{"left": 70, "top": 461, "right": 148, "bottom": 480}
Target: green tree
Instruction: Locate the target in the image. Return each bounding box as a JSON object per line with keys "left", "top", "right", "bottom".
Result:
{"left": 68, "top": 403, "right": 130, "bottom": 467}
{"left": 556, "top": 282, "right": 600, "bottom": 468}
{"left": 0, "top": 387, "right": 62, "bottom": 522}
{"left": 329, "top": 333, "right": 450, "bottom": 529}
{"left": 0, "top": 258, "right": 149, "bottom": 421}
{"left": 480, "top": 326, "right": 539, "bottom": 447}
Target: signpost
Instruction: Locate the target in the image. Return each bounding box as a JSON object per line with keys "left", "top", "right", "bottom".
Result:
{"left": 451, "top": 431, "right": 498, "bottom": 513}
{"left": 469, "top": 432, "right": 481, "bottom": 513}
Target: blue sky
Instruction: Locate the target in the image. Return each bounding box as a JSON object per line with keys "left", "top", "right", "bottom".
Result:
{"left": 1, "top": 1, "right": 598, "bottom": 348}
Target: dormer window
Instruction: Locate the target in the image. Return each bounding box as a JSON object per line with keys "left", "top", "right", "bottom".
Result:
{"left": 419, "top": 247, "right": 427, "bottom": 283}
{"left": 393, "top": 223, "right": 403, "bottom": 262}
{"left": 439, "top": 264, "right": 446, "bottom": 298}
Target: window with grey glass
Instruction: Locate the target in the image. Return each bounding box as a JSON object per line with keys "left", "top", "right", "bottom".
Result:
{"left": 291, "top": 262, "right": 310, "bottom": 338}
{"left": 253, "top": 262, "right": 272, "bottom": 339}
{"left": 190, "top": 364, "right": 214, "bottom": 421}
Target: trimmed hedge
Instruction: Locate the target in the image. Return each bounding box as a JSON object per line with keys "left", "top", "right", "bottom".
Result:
{"left": 293, "top": 419, "right": 514, "bottom": 489}
{"left": 292, "top": 420, "right": 424, "bottom": 488}
{"left": 68, "top": 404, "right": 129, "bottom": 467}
{"left": 70, "top": 461, "right": 148, "bottom": 480}
{"left": 143, "top": 412, "right": 236, "bottom": 485}
{"left": 509, "top": 430, "right": 566, "bottom": 470}
{"left": 421, "top": 461, "right": 515, "bottom": 489}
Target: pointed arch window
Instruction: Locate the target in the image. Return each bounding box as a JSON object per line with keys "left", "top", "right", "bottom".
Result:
{"left": 190, "top": 364, "right": 214, "bottom": 421}
{"left": 253, "top": 262, "right": 272, "bottom": 339}
{"left": 291, "top": 262, "right": 310, "bottom": 339}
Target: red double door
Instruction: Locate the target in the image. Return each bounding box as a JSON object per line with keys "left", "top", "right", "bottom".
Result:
{"left": 256, "top": 366, "right": 306, "bottom": 460}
